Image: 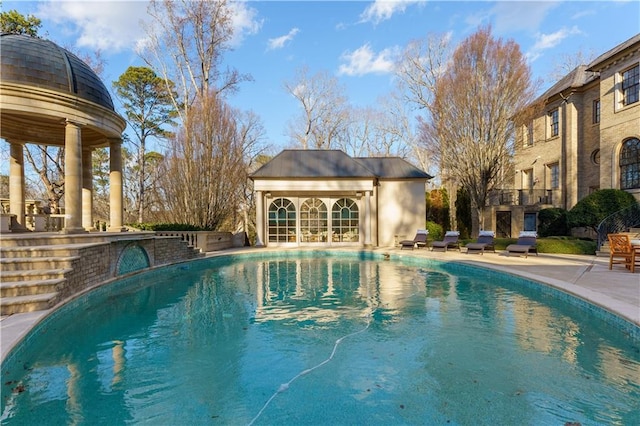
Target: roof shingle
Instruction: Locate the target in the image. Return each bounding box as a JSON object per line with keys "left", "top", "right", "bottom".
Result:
{"left": 250, "top": 149, "right": 432, "bottom": 180}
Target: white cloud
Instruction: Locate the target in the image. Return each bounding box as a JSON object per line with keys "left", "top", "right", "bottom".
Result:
{"left": 37, "top": 0, "right": 149, "bottom": 52}
{"left": 267, "top": 28, "right": 300, "bottom": 51}
{"left": 360, "top": 0, "right": 423, "bottom": 25}
{"left": 229, "top": 1, "right": 263, "bottom": 47}
{"left": 571, "top": 9, "right": 596, "bottom": 20}
{"left": 527, "top": 25, "right": 583, "bottom": 62}
{"left": 466, "top": 1, "right": 558, "bottom": 35}
{"left": 36, "top": 0, "right": 261, "bottom": 52}
{"left": 338, "top": 44, "right": 397, "bottom": 76}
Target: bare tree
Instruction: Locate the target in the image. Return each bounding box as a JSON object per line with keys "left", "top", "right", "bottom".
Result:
{"left": 142, "top": 0, "right": 250, "bottom": 125}
{"left": 394, "top": 33, "right": 452, "bottom": 115}
{"left": 123, "top": 150, "right": 165, "bottom": 223}
{"left": 284, "top": 66, "right": 350, "bottom": 149}
{"left": 338, "top": 107, "right": 374, "bottom": 157}
{"left": 375, "top": 94, "right": 426, "bottom": 166}
{"left": 420, "top": 26, "right": 536, "bottom": 235}
{"left": 92, "top": 147, "right": 112, "bottom": 223}
{"left": 23, "top": 145, "right": 64, "bottom": 210}
{"left": 548, "top": 48, "right": 597, "bottom": 83}
{"left": 141, "top": 0, "right": 263, "bottom": 229}
{"left": 159, "top": 93, "right": 263, "bottom": 229}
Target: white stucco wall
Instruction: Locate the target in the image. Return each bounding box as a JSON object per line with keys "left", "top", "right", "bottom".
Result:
{"left": 376, "top": 180, "right": 427, "bottom": 247}
{"left": 252, "top": 177, "right": 427, "bottom": 248}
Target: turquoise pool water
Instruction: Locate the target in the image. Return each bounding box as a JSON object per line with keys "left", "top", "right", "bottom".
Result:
{"left": 2, "top": 251, "right": 639, "bottom": 425}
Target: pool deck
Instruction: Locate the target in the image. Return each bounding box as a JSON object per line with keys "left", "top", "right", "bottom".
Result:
{"left": 1, "top": 247, "right": 639, "bottom": 363}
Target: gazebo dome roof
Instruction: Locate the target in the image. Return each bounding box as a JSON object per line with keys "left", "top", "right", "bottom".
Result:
{"left": 0, "top": 33, "right": 114, "bottom": 111}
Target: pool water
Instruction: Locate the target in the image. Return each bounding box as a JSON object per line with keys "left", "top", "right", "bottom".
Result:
{"left": 2, "top": 252, "right": 639, "bottom": 425}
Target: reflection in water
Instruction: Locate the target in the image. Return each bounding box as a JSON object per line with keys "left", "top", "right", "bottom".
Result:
{"left": 1, "top": 255, "right": 638, "bottom": 425}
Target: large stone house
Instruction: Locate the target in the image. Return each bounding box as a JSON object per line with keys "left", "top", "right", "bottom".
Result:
{"left": 484, "top": 33, "right": 640, "bottom": 237}
{"left": 250, "top": 150, "right": 432, "bottom": 247}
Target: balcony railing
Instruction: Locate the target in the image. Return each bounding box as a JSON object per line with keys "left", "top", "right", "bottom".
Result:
{"left": 487, "top": 189, "right": 559, "bottom": 207}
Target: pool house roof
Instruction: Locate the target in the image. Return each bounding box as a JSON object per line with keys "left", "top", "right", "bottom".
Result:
{"left": 250, "top": 149, "right": 432, "bottom": 180}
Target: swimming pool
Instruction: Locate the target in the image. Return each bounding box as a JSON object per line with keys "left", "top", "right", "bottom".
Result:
{"left": 2, "top": 251, "right": 639, "bottom": 424}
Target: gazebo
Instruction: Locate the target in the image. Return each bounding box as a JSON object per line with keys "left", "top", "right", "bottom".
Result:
{"left": 0, "top": 33, "right": 127, "bottom": 233}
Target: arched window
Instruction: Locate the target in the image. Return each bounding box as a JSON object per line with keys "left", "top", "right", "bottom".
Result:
{"left": 300, "top": 198, "right": 328, "bottom": 242}
{"left": 620, "top": 138, "right": 640, "bottom": 189}
{"left": 331, "top": 198, "right": 359, "bottom": 242}
{"left": 268, "top": 198, "right": 296, "bottom": 243}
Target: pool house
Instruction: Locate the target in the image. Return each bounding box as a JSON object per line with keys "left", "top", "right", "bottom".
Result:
{"left": 250, "top": 149, "right": 432, "bottom": 248}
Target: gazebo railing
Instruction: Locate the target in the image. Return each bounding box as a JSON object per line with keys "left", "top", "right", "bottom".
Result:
{"left": 24, "top": 214, "right": 65, "bottom": 232}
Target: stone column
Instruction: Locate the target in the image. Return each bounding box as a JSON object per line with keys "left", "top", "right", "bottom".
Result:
{"left": 9, "top": 142, "right": 26, "bottom": 230}
{"left": 63, "top": 120, "right": 86, "bottom": 233}
{"left": 82, "top": 147, "right": 95, "bottom": 230}
{"left": 255, "top": 191, "right": 265, "bottom": 247}
{"left": 108, "top": 138, "right": 125, "bottom": 232}
{"left": 364, "top": 190, "right": 372, "bottom": 247}
{"left": 562, "top": 100, "right": 579, "bottom": 209}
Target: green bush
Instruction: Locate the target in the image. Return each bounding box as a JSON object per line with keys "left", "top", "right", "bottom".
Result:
{"left": 425, "top": 221, "right": 443, "bottom": 242}
{"left": 567, "top": 189, "right": 637, "bottom": 232}
{"left": 482, "top": 237, "right": 596, "bottom": 255}
{"left": 129, "top": 223, "right": 205, "bottom": 231}
{"left": 537, "top": 208, "right": 569, "bottom": 237}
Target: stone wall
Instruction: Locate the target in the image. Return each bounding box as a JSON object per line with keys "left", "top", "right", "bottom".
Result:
{"left": 56, "top": 236, "right": 201, "bottom": 304}
{"left": 597, "top": 47, "right": 640, "bottom": 199}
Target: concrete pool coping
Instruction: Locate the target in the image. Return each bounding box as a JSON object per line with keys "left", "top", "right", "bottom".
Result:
{"left": 2, "top": 247, "right": 638, "bottom": 363}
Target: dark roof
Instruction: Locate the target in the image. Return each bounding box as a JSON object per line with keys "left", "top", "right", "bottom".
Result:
{"left": 0, "top": 33, "right": 115, "bottom": 111}
{"left": 538, "top": 65, "right": 598, "bottom": 101}
{"left": 534, "top": 33, "right": 640, "bottom": 103}
{"left": 250, "top": 149, "right": 432, "bottom": 180}
{"left": 354, "top": 157, "right": 433, "bottom": 179}
{"left": 587, "top": 33, "right": 640, "bottom": 72}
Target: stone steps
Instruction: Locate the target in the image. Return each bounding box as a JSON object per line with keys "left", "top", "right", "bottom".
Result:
{"left": 0, "top": 255, "right": 79, "bottom": 272}
{"left": 597, "top": 228, "right": 640, "bottom": 257}
{"left": 0, "top": 268, "right": 73, "bottom": 282}
{"left": 0, "top": 293, "right": 58, "bottom": 315}
{"left": 1, "top": 278, "right": 66, "bottom": 298}
{"left": 0, "top": 244, "right": 81, "bottom": 316}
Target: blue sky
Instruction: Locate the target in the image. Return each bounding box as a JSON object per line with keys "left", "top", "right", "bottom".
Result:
{"left": 4, "top": 0, "right": 640, "bottom": 152}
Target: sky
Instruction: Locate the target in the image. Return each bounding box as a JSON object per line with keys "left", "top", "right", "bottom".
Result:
{"left": 3, "top": 0, "right": 640, "bottom": 154}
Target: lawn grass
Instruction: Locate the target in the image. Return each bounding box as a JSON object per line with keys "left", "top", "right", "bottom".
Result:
{"left": 460, "top": 236, "right": 597, "bottom": 255}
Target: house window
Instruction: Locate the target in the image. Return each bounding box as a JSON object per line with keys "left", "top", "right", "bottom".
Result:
{"left": 593, "top": 99, "right": 600, "bottom": 123}
{"left": 525, "top": 122, "right": 534, "bottom": 146}
{"left": 622, "top": 65, "right": 639, "bottom": 106}
{"left": 300, "top": 198, "right": 328, "bottom": 242}
{"left": 549, "top": 163, "right": 559, "bottom": 189}
{"left": 620, "top": 137, "right": 640, "bottom": 189}
{"left": 331, "top": 198, "right": 359, "bottom": 242}
{"left": 268, "top": 198, "right": 297, "bottom": 243}
{"left": 522, "top": 169, "right": 534, "bottom": 189}
{"left": 548, "top": 109, "right": 559, "bottom": 137}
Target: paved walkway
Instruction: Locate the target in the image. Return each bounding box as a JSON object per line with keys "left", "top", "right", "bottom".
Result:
{"left": 389, "top": 248, "right": 639, "bottom": 327}
{"left": 2, "top": 248, "right": 639, "bottom": 363}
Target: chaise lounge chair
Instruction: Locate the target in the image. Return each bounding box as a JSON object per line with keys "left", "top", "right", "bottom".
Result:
{"left": 465, "top": 230, "right": 495, "bottom": 255}
{"left": 431, "top": 231, "right": 460, "bottom": 252}
{"left": 400, "top": 229, "right": 428, "bottom": 250}
{"left": 506, "top": 231, "right": 538, "bottom": 258}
